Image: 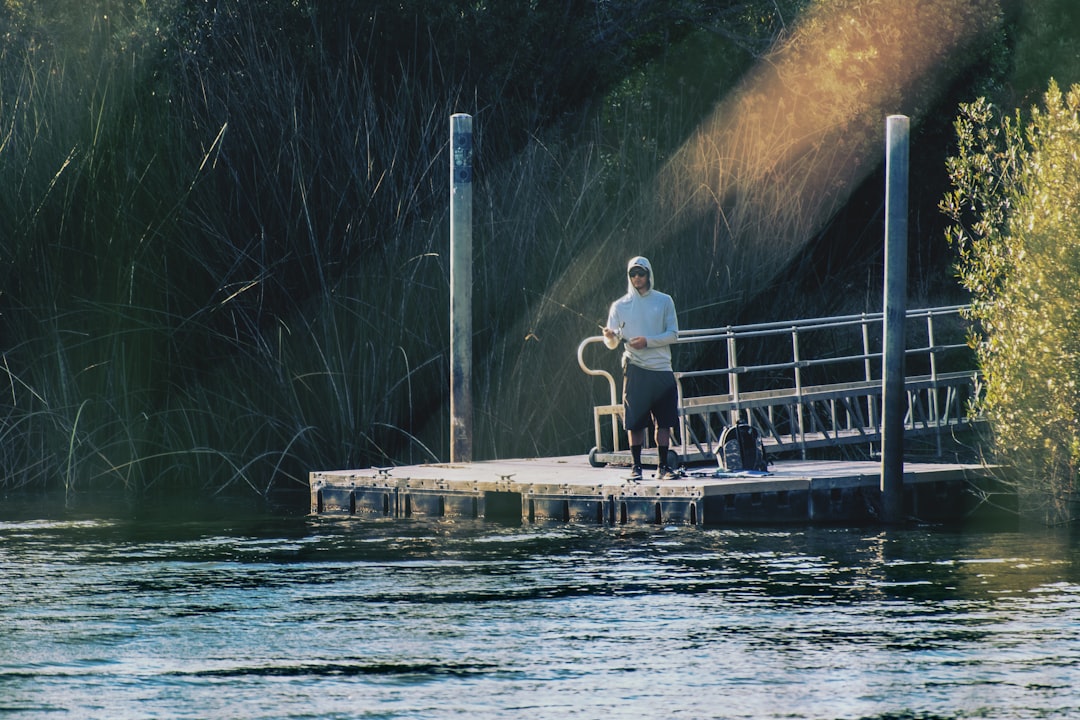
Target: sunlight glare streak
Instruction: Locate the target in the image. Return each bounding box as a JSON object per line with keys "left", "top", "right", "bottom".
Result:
{"left": 645, "top": 0, "right": 1003, "bottom": 306}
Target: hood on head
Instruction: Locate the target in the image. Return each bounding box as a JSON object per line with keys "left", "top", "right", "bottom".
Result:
{"left": 625, "top": 255, "right": 655, "bottom": 294}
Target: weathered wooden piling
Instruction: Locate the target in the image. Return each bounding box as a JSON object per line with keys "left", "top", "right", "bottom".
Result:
{"left": 881, "top": 114, "right": 910, "bottom": 523}
{"left": 450, "top": 113, "right": 473, "bottom": 463}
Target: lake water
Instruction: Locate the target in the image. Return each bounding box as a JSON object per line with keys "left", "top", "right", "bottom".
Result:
{"left": 1, "top": 495, "right": 1078, "bottom": 719}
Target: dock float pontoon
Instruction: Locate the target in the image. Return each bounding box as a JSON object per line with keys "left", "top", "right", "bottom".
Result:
{"left": 309, "top": 456, "right": 1001, "bottom": 526}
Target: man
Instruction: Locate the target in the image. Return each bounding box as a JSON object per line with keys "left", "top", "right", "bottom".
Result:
{"left": 602, "top": 256, "right": 680, "bottom": 481}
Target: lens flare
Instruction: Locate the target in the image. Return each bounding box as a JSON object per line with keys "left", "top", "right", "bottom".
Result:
{"left": 544, "top": 0, "right": 1002, "bottom": 330}
{"left": 644, "top": 0, "right": 1002, "bottom": 307}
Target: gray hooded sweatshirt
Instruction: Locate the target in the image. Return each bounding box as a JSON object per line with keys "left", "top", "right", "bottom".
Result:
{"left": 604, "top": 256, "right": 678, "bottom": 371}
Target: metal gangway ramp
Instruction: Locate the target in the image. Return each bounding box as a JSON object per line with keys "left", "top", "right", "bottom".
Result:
{"left": 578, "top": 305, "right": 982, "bottom": 468}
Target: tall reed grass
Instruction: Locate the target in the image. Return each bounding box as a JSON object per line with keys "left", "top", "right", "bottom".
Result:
{"left": 0, "top": 4, "right": 769, "bottom": 493}
{"left": 0, "top": 7, "right": 460, "bottom": 493}
{"left": 0, "top": 1, "right": 998, "bottom": 495}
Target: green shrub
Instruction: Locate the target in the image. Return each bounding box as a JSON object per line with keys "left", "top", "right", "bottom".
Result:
{"left": 941, "top": 80, "right": 1080, "bottom": 525}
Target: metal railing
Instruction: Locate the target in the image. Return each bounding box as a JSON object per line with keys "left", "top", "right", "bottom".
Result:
{"left": 578, "top": 305, "right": 982, "bottom": 463}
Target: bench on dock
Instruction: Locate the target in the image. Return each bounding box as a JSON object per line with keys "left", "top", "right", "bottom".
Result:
{"left": 579, "top": 305, "right": 982, "bottom": 468}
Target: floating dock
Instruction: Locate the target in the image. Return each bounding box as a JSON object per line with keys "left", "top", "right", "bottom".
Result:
{"left": 310, "top": 456, "right": 1004, "bottom": 526}
{"left": 311, "top": 305, "right": 1002, "bottom": 527}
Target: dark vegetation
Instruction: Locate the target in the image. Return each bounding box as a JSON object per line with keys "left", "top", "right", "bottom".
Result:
{"left": 1, "top": 0, "right": 1077, "bottom": 496}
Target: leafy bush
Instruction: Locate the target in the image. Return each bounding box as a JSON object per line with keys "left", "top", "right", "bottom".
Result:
{"left": 941, "top": 80, "right": 1080, "bottom": 525}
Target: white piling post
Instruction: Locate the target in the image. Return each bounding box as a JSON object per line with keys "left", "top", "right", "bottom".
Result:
{"left": 450, "top": 114, "right": 473, "bottom": 462}
{"left": 881, "top": 115, "right": 909, "bottom": 523}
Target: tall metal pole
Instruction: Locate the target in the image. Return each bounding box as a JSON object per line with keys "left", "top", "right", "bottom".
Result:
{"left": 881, "top": 115, "right": 909, "bottom": 523}
{"left": 450, "top": 114, "right": 473, "bottom": 462}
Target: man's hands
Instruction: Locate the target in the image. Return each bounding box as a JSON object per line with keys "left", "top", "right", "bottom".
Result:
{"left": 605, "top": 326, "right": 645, "bottom": 349}
{"left": 603, "top": 324, "right": 642, "bottom": 349}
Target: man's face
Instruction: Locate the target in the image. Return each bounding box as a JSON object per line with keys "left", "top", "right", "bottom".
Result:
{"left": 628, "top": 267, "right": 649, "bottom": 292}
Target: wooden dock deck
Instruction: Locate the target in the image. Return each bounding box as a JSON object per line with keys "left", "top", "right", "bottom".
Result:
{"left": 310, "top": 455, "right": 1003, "bottom": 526}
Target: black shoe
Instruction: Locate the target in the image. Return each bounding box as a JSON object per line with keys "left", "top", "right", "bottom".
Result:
{"left": 627, "top": 465, "right": 643, "bottom": 481}
{"left": 658, "top": 465, "right": 679, "bottom": 481}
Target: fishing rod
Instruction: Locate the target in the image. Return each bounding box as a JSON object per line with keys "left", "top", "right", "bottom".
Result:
{"left": 520, "top": 287, "right": 629, "bottom": 346}
{"left": 522, "top": 287, "right": 608, "bottom": 333}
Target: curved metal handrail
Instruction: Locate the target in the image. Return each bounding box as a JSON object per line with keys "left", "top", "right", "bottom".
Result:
{"left": 577, "top": 335, "right": 618, "bottom": 407}
{"left": 578, "top": 305, "right": 977, "bottom": 460}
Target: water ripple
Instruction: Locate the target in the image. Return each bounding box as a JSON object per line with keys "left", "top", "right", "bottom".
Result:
{"left": 3, "top": 509, "right": 1080, "bottom": 719}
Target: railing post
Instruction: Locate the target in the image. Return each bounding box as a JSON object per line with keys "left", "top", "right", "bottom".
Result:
{"left": 727, "top": 331, "right": 740, "bottom": 424}
{"left": 881, "top": 115, "right": 909, "bottom": 523}
{"left": 862, "top": 314, "right": 879, "bottom": 433}
{"left": 678, "top": 376, "right": 688, "bottom": 461}
{"left": 927, "top": 312, "right": 942, "bottom": 455}
{"left": 793, "top": 328, "right": 807, "bottom": 459}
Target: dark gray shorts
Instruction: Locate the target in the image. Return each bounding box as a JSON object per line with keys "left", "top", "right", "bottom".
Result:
{"left": 623, "top": 364, "right": 679, "bottom": 432}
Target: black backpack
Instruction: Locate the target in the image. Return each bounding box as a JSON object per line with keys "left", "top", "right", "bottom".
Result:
{"left": 719, "top": 420, "right": 768, "bottom": 472}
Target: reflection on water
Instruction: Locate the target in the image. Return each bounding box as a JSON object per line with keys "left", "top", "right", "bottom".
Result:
{"left": 1, "top": 495, "right": 1078, "bottom": 719}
